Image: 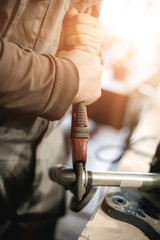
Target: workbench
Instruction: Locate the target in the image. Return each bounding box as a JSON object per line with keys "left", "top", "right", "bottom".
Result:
{"left": 78, "top": 92, "right": 160, "bottom": 240}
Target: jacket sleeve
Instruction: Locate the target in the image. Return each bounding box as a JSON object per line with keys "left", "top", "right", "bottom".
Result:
{"left": 0, "top": 38, "right": 79, "bottom": 120}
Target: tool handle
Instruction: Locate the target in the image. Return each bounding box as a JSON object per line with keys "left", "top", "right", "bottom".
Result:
{"left": 71, "top": 102, "right": 90, "bottom": 138}
{"left": 71, "top": 102, "right": 90, "bottom": 167}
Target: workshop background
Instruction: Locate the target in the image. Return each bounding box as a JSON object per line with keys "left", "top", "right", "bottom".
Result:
{"left": 55, "top": 0, "right": 160, "bottom": 239}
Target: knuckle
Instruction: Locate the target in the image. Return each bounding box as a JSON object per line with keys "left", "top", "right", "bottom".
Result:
{"left": 86, "top": 46, "right": 94, "bottom": 52}
{"left": 74, "top": 24, "right": 81, "bottom": 33}
{"left": 75, "top": 14, "right": 82, "bottom": 23}
{"left": 78, "top": 35, "right": 84, "bottom": 44}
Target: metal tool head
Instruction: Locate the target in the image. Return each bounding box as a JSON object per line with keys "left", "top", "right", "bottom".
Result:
{"left": 49, "top": 165, "right": 89, "bottom": 198}
{"left": 49, "top": 165, "right": 97, "bottom": 211}
{"left": 74, "top": 162, "right": 86, "bottom": 201}
{"left": 70, "top": 186, "right": 98, "bottom": 212}
{"left": 70, "top": 170, "right": 97, "bottom": 212}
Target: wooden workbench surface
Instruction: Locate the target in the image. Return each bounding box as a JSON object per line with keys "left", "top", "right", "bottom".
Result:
{"left": 78, "top": 93, "right": 160, "bottom": 240}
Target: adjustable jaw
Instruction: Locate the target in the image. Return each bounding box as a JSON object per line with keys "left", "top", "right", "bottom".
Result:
{"left": 71, "top": 102, "right": 90, "bottom": 201}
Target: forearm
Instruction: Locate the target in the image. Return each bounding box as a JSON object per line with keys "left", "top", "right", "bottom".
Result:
{"left": 0, "top": 38, "right": 79, "bottom": 120}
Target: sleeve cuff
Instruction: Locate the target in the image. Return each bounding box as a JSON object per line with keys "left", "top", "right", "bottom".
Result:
{"left": 39, "top": 56, "right": 79, "bottom": 120}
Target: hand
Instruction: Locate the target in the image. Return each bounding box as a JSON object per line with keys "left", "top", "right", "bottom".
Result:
{"left": 57, "top": 49, "right": 102, "bottom": 105}
{"left": 63, "top": 8, "right": 102, "bottom": 56}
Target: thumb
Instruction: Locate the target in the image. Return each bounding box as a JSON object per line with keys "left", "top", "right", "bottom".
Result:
{"left": 64, "top": 7, "right": 78, "bottom": 20}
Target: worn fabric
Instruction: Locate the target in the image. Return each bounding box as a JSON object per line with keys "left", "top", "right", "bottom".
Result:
{"left": 0, "top": 0, "right": 101, "bottom": 238}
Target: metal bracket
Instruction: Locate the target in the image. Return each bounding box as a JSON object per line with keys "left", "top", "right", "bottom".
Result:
{"left": 102, "top": 189, "right": 160, "bottom": 240}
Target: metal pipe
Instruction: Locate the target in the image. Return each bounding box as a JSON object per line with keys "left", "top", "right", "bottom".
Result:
{"left": 49, "top": 166, "right": 160, "bottom": 189}
{"left": 91, "top": 171, "right": 160, "bottom": 188}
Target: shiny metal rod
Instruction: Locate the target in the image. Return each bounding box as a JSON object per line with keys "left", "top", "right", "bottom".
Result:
{"left": 49, "top": 166, "right": 160, "bottom": 189}
{"left": 91, "top": 171, "right": 160, "bottom": 188}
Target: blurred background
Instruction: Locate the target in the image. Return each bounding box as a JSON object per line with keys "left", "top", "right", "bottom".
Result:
{"left": 88, "top": 0, "right": 160, "bottom": 130}
{"left": 55, "top": 1, "right": 160, "bottom": 239}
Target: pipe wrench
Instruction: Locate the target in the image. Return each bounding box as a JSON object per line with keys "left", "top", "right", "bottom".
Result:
{"left": 71, "top": 102, "right": 90, "bottom": 201}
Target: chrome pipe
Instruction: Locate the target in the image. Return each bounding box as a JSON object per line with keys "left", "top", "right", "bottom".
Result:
{"left": 49, "top": 166, "right": 160, "bottom": 189}
{"left": 91, "top": 171, "right": 160, "bottom": 188}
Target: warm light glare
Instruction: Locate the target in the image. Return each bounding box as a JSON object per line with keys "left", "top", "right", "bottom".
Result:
{"left": 99, "top": 0, "right": 160, "bottom": 93}
{"left": 100, "top": 0, "right": 160, "bottom": 55}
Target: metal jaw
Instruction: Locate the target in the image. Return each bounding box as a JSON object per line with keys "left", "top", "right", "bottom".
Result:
{"left": 49, "top": 165, "right": 97, "bottom": 212}
{"left": 74, "top": 162, "right": 86, "bottom": 201}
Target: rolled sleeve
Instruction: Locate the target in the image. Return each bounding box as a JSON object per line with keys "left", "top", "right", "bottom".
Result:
{"left": 0, "top": 38, "right": 79, "bottom": 120}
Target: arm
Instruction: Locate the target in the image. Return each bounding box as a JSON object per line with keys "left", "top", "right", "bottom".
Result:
{"left": 0, "top": 38, "right": 79, "bottom": 120}
{"left": 0, "top": 7, "right": 102, "bottom": 120}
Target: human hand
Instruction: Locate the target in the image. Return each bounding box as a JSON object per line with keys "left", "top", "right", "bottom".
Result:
{"left": 63, "top": 8, "right": 102, "bottom": 56}
{"left": 57, "top": 8, "right": 103, "bottom": 105}
{"left": 57, "top": 49, "right": 102, "bottom": 105}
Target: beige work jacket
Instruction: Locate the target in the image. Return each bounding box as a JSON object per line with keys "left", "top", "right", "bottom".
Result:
{"left": 0, "top": 0, "right": 101, "bottom": 232}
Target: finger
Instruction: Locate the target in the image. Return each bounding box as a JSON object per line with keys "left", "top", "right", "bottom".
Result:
{"left": 65, "top": 35, "right": 101, "bottom": 55}
{"left": 69, "top": 46, "right": 97, "bottom": 55}
{"left": 64, "top": 7, "right": 78, "bottom": 20}
{"left": 65, "top": 12, "right": 101, "bottom": 28}
{"left": 65, "top": 24, "right": 102, "bottom": 40}
{"left": 66, "top": 34, "right": 102, "bottom": 46}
